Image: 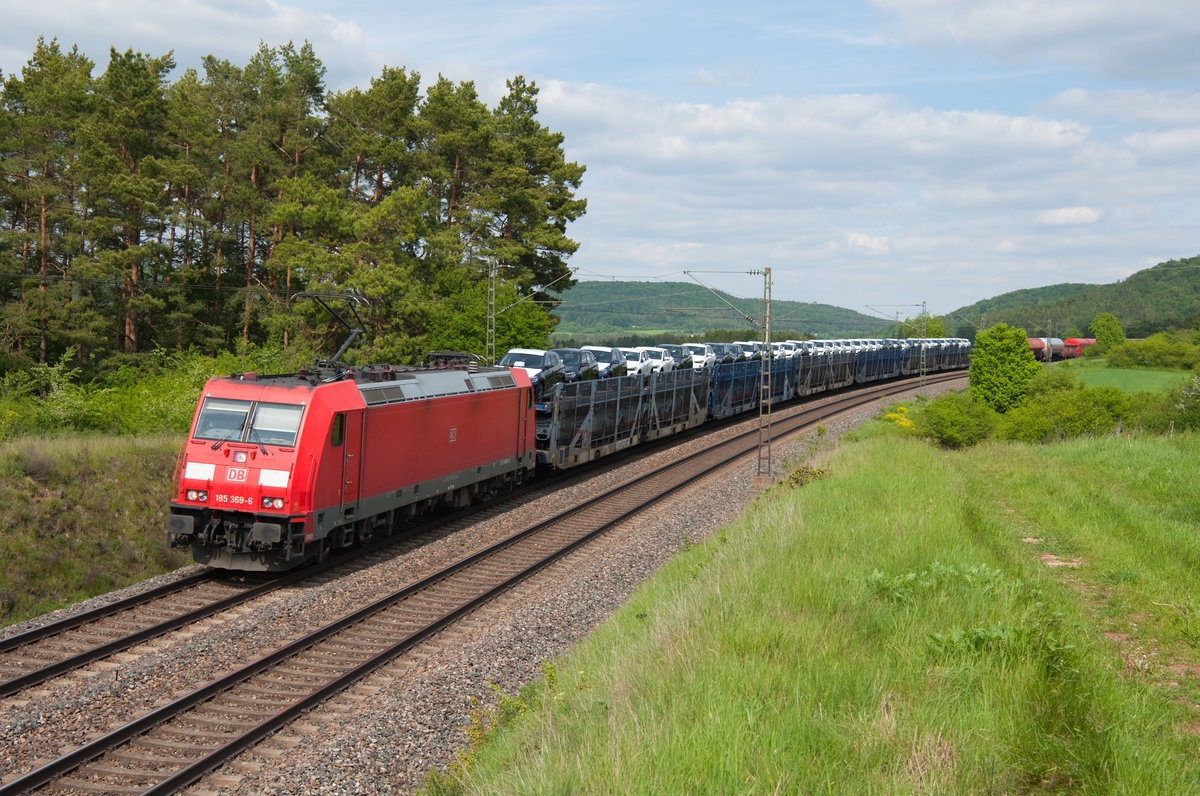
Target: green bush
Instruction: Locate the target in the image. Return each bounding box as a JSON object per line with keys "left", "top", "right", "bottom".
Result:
{"left": 0, "top": 346, "right": 314, "bottom": 441}
{"left": 1163, "top": 375, "right": 1200, "bottom": 431}
{"left": 999, "top": 386, "right": 1130, "bottom": 443}
{"left": 1107, "top": 333, "right": 1200, "bottom": 371}
{"left": 968, "top": 323, "right": 1043, "bottom": 412}
{"left": 916, "top": 392, "right": 999, "bottom": 449}
{"left": 1025, "top": 367, "right": 1080, "bottom": 400}
{"left": 1124, "top": 392, "right": 1177, "bottom": 433}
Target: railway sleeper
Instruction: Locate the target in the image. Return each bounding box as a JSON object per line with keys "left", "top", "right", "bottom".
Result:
{"left": 100, "top": 753, "right": 180, "bottom": 772}
{"left": 55, "top": 776, "right": 147, "bottom": 794}
{"left": 219, "top": 693, "right": 296, "bottom": 709}
{"left": 132, "top": 735, "right": 222, "bottom": 753}
{"left": 201, "top": 702, "right": 275, "bottom": 719}
{"left": 78, "top": 762, "right": 163, "bottom": 781}
{"left": 182, "top": 713, "right": 264, "bottom": 732}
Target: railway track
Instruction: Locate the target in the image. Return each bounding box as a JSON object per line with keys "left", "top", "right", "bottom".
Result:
{"left": 0, "top": 460, "right": 610, "bottom": 701}
{"left": 0, "top": 571, "right": 248, "bottom": 698}
{"left": 0, "top": 371, "right": 963, "bottom": 794}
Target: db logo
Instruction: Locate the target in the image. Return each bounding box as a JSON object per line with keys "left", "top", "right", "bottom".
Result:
{"left": 227, "top": 467, "right": 248, "bottom": 482}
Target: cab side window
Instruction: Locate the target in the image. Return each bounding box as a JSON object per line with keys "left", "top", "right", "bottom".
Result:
{"left": 331, "top": 413, "right": 345, "bottom": 447}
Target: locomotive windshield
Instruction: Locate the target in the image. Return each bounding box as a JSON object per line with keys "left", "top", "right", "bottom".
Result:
{"left": 249, "top": 403, "right": 304, "bottom": 445}
{"left": 195, "top": 398, "right": 304, "bottom": 447}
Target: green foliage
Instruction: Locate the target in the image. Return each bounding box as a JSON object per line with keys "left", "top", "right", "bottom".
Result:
{"left": 968, "top": 322, "right": 1043, "bottom": 412}
{"left": 426, "top": 276, "right": 557, "bottom": 358}
{"left": 890, "top": 309, "right": 946, "bottom": 339}
{"left": 881, "top": 403, "right": 915, "bottom": 431}
{"left": 915, "top": 391, "right": 999, "bottom": 449}
{"left": 784, "top": 463, "right": 829, "bottom": 488}
{"left": 1107, "top": 332, "right": 1200, "bottom": 371}
{"left": 999, "top": 385, "right": 1130, "bottom": 443}
{"left": 0, "top": 347, "right": 311, "bottom": 441}
{"left": 1025, "top": 365, "right": 1081, "bottom": 399}
{"left": 1, "top": 41, "right": 581, "bottom": 379}
{"left": 1157, "top": 375, "right": 1200, "bottom": 431}
{"left": 450, "top": 434, "right": 1200, "bottom": 793}
{"left": 1090, "top": 312, "right": 1127, "bottom": 353}
{"left": 1036, "top": 362, "right": 1200, "bottom": 434}
{"left": 866, "top": 560, "right": 1015, "bottom": 605}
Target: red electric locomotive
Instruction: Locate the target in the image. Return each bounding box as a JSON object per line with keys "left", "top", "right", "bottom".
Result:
{"left": 166, "top": 362, "right": 536, "bottom": 572}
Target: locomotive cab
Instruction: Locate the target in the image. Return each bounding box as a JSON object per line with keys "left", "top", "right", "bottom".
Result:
{"left": 166, "top": 381, "right": 320, "bottom": 571}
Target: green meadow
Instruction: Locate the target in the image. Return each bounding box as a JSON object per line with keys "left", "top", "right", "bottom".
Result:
{"left": 1058, "top": 358, "right": 1193, "bottom": 393}
{"left": 436, "top": 430, "right": 1200, "bottom": 793}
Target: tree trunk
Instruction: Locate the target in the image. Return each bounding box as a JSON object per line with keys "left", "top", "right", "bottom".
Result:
{"left": 38, "top": 181, "right": 49, "bottom": 365}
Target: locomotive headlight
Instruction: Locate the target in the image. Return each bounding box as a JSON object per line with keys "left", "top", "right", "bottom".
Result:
{"left": 186, "top": 489, "right": 209, "bottom": 502}
{"left": 233, "top": 450, "right": 248, "bottom": 463}
{"left": 262, "top": 497, "right": 284, "bottom": 510}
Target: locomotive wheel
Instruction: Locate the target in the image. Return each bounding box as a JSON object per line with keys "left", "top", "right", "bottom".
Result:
{"left": 314, "top": 538, "right": 332, "bottom": 564}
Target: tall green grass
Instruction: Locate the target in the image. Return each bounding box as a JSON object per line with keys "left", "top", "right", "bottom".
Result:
{"left": 0, "top": 435, "right": 186, "bottom": 625}
{"left": 441, "top": 433, "right": 1200, "bottom": 793}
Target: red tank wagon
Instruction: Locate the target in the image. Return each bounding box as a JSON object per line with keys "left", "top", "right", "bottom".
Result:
{"left": 1062, "top": 338, "right": 1096, "bottom": 358}
{"left": 166, "top": 364, "right": 536, "bottom": 572}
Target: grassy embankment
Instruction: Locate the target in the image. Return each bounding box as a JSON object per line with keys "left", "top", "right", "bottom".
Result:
{"left": 438, "top": 426, "right": 1200, "bottom": 792}
{"left": 0, "top": 435, "right": 186, "bottom": 625}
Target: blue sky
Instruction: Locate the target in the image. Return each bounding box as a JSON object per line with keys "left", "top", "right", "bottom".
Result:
{"left": 4, "top": 1, "right": 1199, "bottom": 325}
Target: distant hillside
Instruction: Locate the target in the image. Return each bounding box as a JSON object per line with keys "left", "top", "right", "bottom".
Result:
{"left": 550, "top": 256, "right": 1200, "bottom": 344}
{"left": 945, "top": 256, "right": 1200, "bottom": 339}
{"left": 953, "top": 283, "right": 1094, "bottom": 317}
{"left": 549, "top": 281, "right": 892, "bottom": 343}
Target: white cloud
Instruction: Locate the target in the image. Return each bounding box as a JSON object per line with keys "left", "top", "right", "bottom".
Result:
{"left": 2, "top": 0, "right": 376, "bottom": 88}
{"left": 844, "top": 232, "right": 892, "bottom": 255}
{"left": 1037, "top": 207, "right": 1104, "bottom": 226}
{"left": 538, "top": 78, "right": 1199, "bottom": 311}
{"left": 1124, "top": 128, "right": 1200, "bottom": 163}
{"left": 687, "top": 66, "right": 756, "bottom": 90}
{"left": 871, "top": 0, "right": 1200, "bottom": 79}
{"left": 1047, "top": 88, "right": 1200, "bottom": 128}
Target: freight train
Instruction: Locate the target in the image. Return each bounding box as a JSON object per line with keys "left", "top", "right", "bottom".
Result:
{"left": 167, "top": 338, "right": 971, "bottom": 571}
{"left": 1028, "top": 337, "right": 1097, "bottom": 361}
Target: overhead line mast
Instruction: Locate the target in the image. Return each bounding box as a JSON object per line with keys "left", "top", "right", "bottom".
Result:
{"left": 756, "top": 267, "right": 772, "bottom": 478}
{"left": 682, "top": 268, "right": 774, "bottom": 479}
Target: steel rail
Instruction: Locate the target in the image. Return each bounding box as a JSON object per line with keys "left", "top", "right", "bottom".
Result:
{"left": 0, "top": 571, "right": 215, "bottom": 654}
{"left": 0, "top": 495, "right": 506, "bottom": 698}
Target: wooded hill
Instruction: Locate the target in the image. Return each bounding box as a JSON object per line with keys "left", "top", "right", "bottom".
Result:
{"left": 551, "top": 256, "right": 1200, "bottom": 345}
{"left": 946, "top": 256, "right": 1200, "bottom": 339}
{"left": 549, "top": 280, "right": 892, "bottom": 343}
